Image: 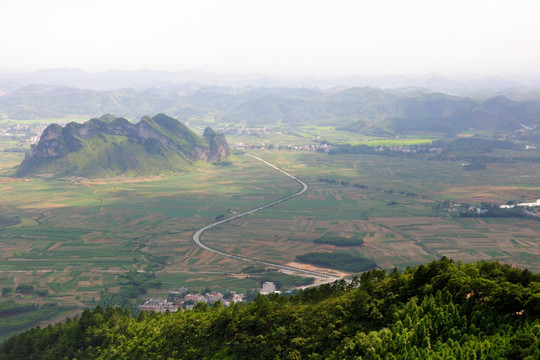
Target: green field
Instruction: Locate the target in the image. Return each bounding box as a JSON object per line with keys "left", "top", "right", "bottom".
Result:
{"left": 348, "top": 138, "right": 433, "bottom": 146}
{"left": 223, "top": 124, "right": 434, "bottom": 148}
{"left": 0, "top": 148, "right": 297, "bottom": 309}
{"left": 2, "top": 128, "right": 540, "bottom": 329}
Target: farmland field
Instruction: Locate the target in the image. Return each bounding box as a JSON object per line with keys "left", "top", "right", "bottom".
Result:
{"left": 1, "top": 133, "right": 540, "bottom": 322}
{"left": 201, "top": 150, "right": 540, "bottom": 271}
{"left": 0, "top": 155, "right": 295, "bottom": 304}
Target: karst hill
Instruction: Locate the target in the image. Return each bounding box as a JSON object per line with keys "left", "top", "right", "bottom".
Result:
{"left": 15, "top": 114, "right": 230, "bottom": 178}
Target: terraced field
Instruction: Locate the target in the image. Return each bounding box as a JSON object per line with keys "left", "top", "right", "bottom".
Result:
{"left": 1, "top": 144, "right": 540, "bottom": 313}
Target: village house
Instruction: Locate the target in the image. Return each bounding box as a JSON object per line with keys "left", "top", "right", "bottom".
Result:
{"left": 169, "top": 286, "right": 188, "bottom": 296}
{"left": 184, "top": 293, "right": 207, "bottom": 305}
{"left": 205, "top": 291, "right": 223, "bottom": 304}
{"left": 138, "top": 299, "right": 178, "bottom": 313}
{"left": 229, "top": 291, "right": 244, "bottom": 303}
{"left": 260, "top": 281, "right": 277, "bottom": 295}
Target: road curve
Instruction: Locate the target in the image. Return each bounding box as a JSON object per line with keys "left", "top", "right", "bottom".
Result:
{"left": 192, "top": 154, "right": 335, "bottom": 279}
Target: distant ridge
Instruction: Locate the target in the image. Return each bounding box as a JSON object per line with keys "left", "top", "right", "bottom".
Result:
{"left": 2, "top": 68, "right": 540, "bottom": 92}
{"left": 3, "top": 83, "right": 540, "bottom": 135}
{"left": 15, "top": 114, "right": 230, "bottom": 178}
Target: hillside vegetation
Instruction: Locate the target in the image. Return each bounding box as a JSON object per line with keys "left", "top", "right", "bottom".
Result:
{"left": 15, "top": 114, "right": 230, "bottom": 178}
{"left": 1, "top": 259, "right": 538, "bottom": 359}
{"left": 3, "top": 85, "right": 540, "bottom": 135}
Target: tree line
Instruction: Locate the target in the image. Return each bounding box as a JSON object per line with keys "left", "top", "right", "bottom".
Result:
{"left": 1, "top": 258, "right": 538, "bottom": 359}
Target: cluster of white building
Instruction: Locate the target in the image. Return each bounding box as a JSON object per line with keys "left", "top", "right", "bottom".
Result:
{"left": 233, "top": 143, "right": 332, "bottom": 153}
{"left": 374, "top": 145, "right": 444, "bottom": 154}
{"left": 181, "top": 290, "right": 243, "bottom": 308}
{"left": 138, "top": 286, "right": 245, "bottom": 313}
{"left": 222, "top": 126, "right": 276, "bottom": 136}
{"left": 500, "top": 199, "right": 540, "bottom": 209}
{"left": 138, "top": 299, "right": 179, "bottom": 313}
{"left": 0, "top": 123, "right": 42, "bottom": 144}
{"left": 138, "top": 281, "right": 285, "bottom": 313}
{"left": 259, "top": 281, "right": 279, "bottom": 295}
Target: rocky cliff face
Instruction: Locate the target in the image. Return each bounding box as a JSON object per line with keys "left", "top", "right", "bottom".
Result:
{"left": 203, "top": 127, "right": 231, "bottom": 161}
{"left": 16, "top": 114, "right": 230, "bottom": 177}
{"left": 34, "top": 124, "right": 66, "bottom": 158}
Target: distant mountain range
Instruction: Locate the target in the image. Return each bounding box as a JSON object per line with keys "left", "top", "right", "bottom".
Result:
{"left": 15, "top": 114, "right": 230, "bottom": 178}
{"left": 2, "top": 69, "right": 540, "bottom": 95}
{"left": 2, "top": 72, "right": 540, "bottom": 136}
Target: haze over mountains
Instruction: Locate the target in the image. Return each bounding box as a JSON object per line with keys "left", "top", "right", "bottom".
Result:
{"left": 2, "top": 70, "right": 540, "bottom": 136}
{"left": 2, "top": 69, "right": 540, "bottom": 95}
{"left": 2, "top": 0, "right": 540, "bottom": 356}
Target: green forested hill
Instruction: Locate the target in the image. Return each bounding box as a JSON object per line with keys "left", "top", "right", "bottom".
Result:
{"left": 1, "top": 259, "right": 538, "bottom": 359}
{"left": 4, "top": 84, "right": 540, "bottom": 135}
{"left": 14, "top": 114, "right": 230, "bottom": 178}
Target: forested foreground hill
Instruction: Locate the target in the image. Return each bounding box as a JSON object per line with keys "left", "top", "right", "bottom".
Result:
{"left": 1, "top": 259, "right": 539, "bottom": 359}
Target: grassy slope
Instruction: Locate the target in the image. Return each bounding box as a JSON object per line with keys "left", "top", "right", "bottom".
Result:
{"left": 25, "top": 134, "right": 191, "bottom": 177}
{"left": 14, "top": 114, "right": 216, "bottom": 178}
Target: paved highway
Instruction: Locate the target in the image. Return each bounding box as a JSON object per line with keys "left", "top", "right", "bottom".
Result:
{"left": 192, "top": 154, "right": 336, "bottom": 279}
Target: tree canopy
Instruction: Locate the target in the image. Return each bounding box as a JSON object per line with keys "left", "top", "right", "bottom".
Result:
{"left": 1, "top": 259, "right": 539, "bottom": 359}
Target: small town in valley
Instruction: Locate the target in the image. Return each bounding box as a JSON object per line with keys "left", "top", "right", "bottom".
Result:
{"left": 138, "top": 282, "right": 279, "bottom": 313}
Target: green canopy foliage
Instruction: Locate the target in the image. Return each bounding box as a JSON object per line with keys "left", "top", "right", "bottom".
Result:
{"left": 1, "top": 259, "right": 539, "bottom": 359}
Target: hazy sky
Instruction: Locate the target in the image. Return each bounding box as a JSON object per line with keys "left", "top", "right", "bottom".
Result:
{"left": 2, "top": 0, "right": 540, "bottom": 75}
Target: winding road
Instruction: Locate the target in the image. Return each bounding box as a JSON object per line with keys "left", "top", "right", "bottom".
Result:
{"left": 192, "top": 154, "right": 336, "bottom": 279}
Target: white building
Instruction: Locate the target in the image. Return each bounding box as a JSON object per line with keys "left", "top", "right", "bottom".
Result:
{"left": 184, "top": 293, "right": 207, "bottom": 305}
{"left": 205, "top": 291, "right": 223, "bottom": 304}
{"left": 260, "top": 281, "right": 277, "bottom": 295}
{"left": 170, "top": 286, "right": 188, "bottom": 296}
{"left": 138, "top": 299, "right": 178, "bottom": 313}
